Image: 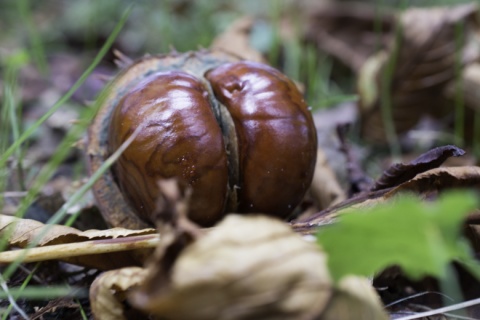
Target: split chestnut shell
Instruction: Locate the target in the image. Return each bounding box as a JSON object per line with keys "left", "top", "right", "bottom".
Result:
{"left": 87, "top": 51, "right": 317, "bottom": 228}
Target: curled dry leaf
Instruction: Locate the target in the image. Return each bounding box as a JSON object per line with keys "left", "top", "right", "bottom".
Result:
{"left": 371, "top": 145, "right": 465, "bottom": 191}
{"left": 358, "top": 3, "right": 480, "bottom": 143}
{"left": 383, "top": 166, "right": 480, "bottom": 198}
{"left": 0, "top": 214, "right": 157, "bottom": 269}
{"left": 0, "top": 214, "right": 154, "bottom": 246}
{"left": 130, "top": 214, "right": 332, "bottom": 320}
{"left": 294, "top": 165, "right": 480, "bottom": 234}
{"left": 90, "top": 267, "right": 148, "bottom": 320}
{"left": 129, "top": 214, "right": 387, "bottom": 320}
{"left": 210, "top": 16, "right": 266, "bottom": 63}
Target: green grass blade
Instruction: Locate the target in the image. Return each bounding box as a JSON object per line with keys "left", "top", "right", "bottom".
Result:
{"left": 1, "top": 263, "right": 40, "bottom": 320}
{"left": 0, "top": 6, "right": 132, "bottom": 170}
{"left": 1, "top": 124, "right": 141, "bottom": 281}
{"left": 16, "top": 0, "right": 48, "bottom": 75}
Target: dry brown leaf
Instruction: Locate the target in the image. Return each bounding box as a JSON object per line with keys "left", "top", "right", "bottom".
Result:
{"left": 130, "top": 214, "right": 333, "bottom": 320}
{"left": 358, "top": 3, "right": 480, "bottom": 143}
{"left": 128, "top": 214, "right": 387, "bottom": 320}
{"left": 0, "top": 214, "right": 157, "bottom": 269}
{"left": 90, "top": 267, "right": 148, "bottom": 320}
{"left": 210, "top": 16, "right": 267, "bottom": 63}
{"left": 305, "top": 2, "right": 394, "bottom": 71}
{"left": 384, "top": 165, "right": 480, "bottom": 198}
{"left": 294, "top": 165, "right": 480, "bottom": 234}
{"left": 371, "top": 145, "right": 465, "bottom": 191}
{"left": 0, "top": 214, "right": 155, "bottom": 246}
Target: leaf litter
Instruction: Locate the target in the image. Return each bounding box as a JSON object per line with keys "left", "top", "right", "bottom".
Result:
{"left": 3, "top": 1, "right": 480, "bottom": 319}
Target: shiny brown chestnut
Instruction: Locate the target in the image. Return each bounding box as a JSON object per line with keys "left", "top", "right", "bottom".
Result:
{"left": 87, "top": 51, "right": 317, "bottom": 229}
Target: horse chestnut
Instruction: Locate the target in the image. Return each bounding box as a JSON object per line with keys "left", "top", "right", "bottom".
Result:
{"left": 87, "top": 51, "right": 317, "bottom": 228}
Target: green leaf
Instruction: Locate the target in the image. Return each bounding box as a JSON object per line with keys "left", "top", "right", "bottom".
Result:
{"left": 317, "top": 191, "right": 478, "bottom": 282}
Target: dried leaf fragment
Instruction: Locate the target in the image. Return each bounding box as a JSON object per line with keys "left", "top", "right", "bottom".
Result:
{"left": 384, "top": 165, "right": 480, "bottom": 198}
{"left": 295, "top": 165, "right": 480, "bottom": 234}
{"left": 371, "top": 145, "right": 465, "bottom": 191}
{"left": 90, "top": 267, "right": 148, "bottom": 320}
{"left": 0, "top": 214, "right": 157, "bottom": 269}
{"left": 0, "top": 214, "right": 155, "bottom": 247}
{"left": 130, "top": 214, "right": 333, "bottom": 320}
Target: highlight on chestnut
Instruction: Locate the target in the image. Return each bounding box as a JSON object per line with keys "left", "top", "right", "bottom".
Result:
{"left": 87, "top": 50, "right": 317, "bottom": 228}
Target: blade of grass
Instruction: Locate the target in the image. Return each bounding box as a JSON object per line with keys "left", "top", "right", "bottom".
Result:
{"left": 1, "top": 263, "right": 40, "bottom": 320}
{"left": 0, "top": 6, "right": 132, "bottom": 278}
{"left": 0, "top": 6, "right": 132, "bottom": 170}
{"left": 1, "top": 125, "right": 142, "bottom": 281}
{"left": 267, "top": 0, "right": 283, "bottom": 66}
{"left": 0, "top": 110, "right": 91, "bottom": 252}
{"left": 76, "top": 298, "right": 89, "bottom": 320}
{"left": 0, "top": 285, "right": 86, "bottom": 300}
{"left": 474, "top": 112, "right": 480, "bottom": 157}
{"left": 380, "top": 3, "right": 403, "bottom": 159}
{"left": 0, "top": 274, "right": 28, "bottom": 319}
{"left": 0, "top": 51, "right": 30, "bottom": 208}
{"left": 0, "top": 4, "right": 131, "bottom": 223}
{"left": 4, "top": 68, "right": 26, "bottom": 191}
{"left": 454, "top": 20, "right": 465, "bottom": 147}
{"left": 16, "top": 0, "right": 48, "bottom": 75}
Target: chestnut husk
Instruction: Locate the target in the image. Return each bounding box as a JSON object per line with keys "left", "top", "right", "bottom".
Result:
{"left": 87, "top": 50, "right": 317, "bottom": 228}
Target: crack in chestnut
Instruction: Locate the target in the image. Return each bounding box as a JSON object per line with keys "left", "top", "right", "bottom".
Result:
{"left": 206, "top": 61, "right": 317, "bottom": 217}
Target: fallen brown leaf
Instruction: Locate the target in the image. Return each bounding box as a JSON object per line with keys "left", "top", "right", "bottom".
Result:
{"left": 130, "top": 214, "right": 333, "bottom": 320}
{"left": 0, "top": 214, "right": 157, "bottom": 269}
{"left": 294, "top": 165, "right": 480, "bottom": 234}
{"left": 305, "top": 2, "right": 394, "bottom": 72}
{"left": 384, "top": 165, "right": 480, "bottom": 198}
{"left": 371, "top": 145, "right": 465, "bottom": 191}
{"left": 358, "top": 3, "right": 480, "bottom": 143}
{"left": 129, "top": 214, "right": 387, "bottom": 320}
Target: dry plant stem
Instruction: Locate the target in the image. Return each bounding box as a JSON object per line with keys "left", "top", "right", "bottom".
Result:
{"left": 0, "top": 234, "right": 159, "bottom": 264}
{"left": 395, "top": 297, "right": 480, "bottom": 320}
